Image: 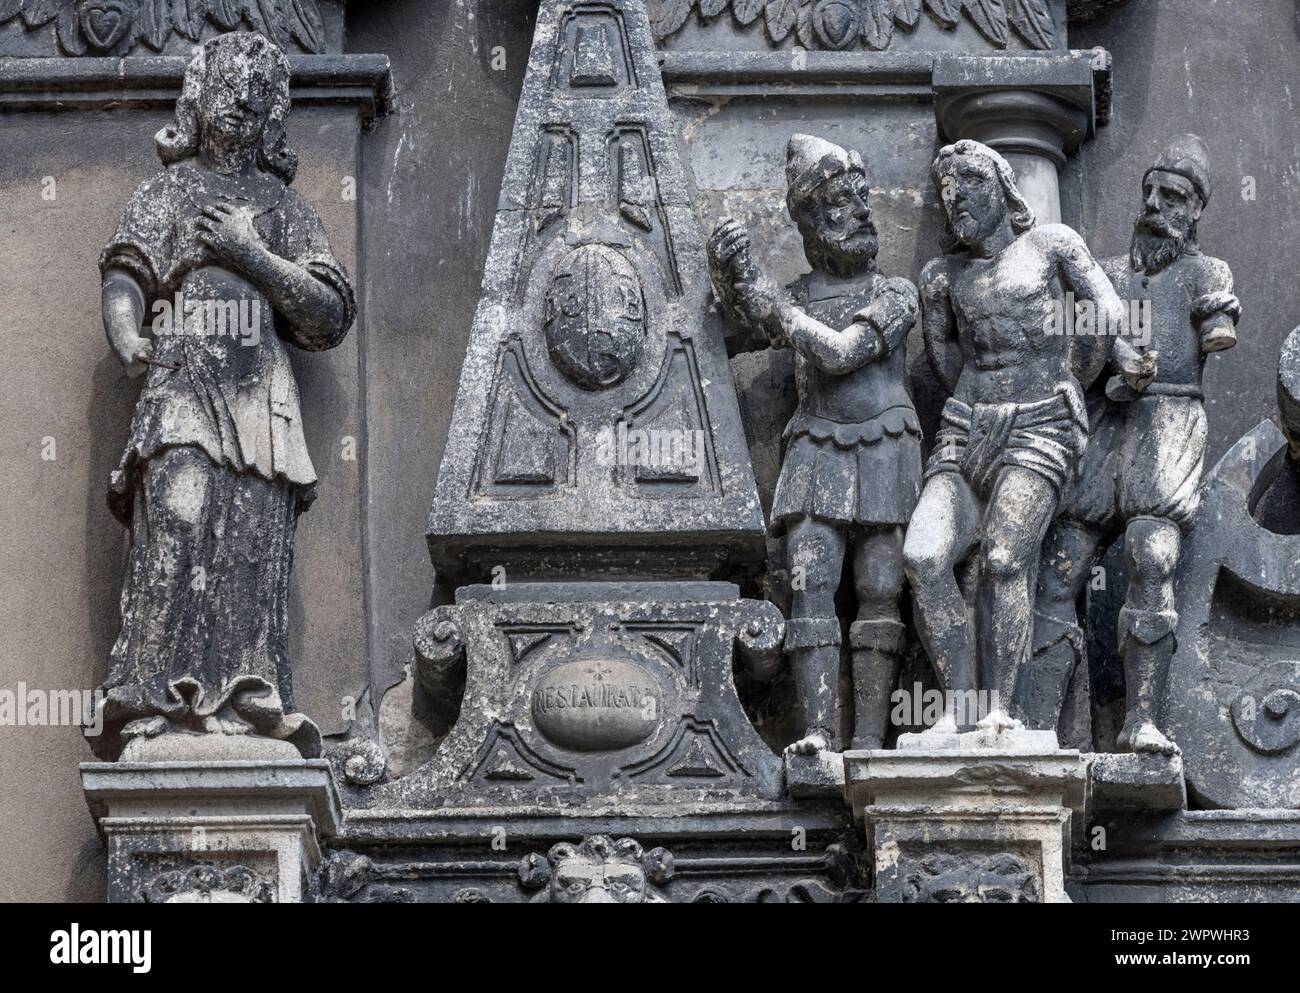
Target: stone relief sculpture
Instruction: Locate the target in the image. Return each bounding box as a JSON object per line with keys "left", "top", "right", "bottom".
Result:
{"left": 0, "top": 0, "right": 329, "bottom": 57}
{"left": 517, "top": 835, "right": 675, "bottom": 903}
{"left": 707, "top": 135, "right": 921, "bottom": 754}
{"left": 905, "top": 139, "right": 1130, "bottom": 733}
{"left": 649, "top": 0, "right": 1065, "bottom": 51}
{"left": 1027, "top": 135, "right": 1240, "bottom": 755}
{"left": 90, "top": 31, "right": 356, "bottom": 761}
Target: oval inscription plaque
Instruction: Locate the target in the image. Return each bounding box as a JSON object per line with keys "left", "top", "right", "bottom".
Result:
{"left": 531, "top": 659, "right": 661, "bottom": 752}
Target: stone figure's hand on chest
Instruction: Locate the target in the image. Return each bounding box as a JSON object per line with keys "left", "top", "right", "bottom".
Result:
{"left": 196, "top": 202, "right": 269, "bottom": 276}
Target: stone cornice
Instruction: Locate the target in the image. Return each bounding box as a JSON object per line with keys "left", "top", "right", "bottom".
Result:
{"left": 0, "top": 52, "right": 394, "bottom": 119}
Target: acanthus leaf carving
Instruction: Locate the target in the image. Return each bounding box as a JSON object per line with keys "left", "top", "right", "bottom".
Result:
{"left": 1006, "top": 0, "right": 1056, "bottom": 48}
{"left": 763, "top": 0, "right": 801, "bottom": 43}
{"left": 653, "top": 0, "right": 1058, "bottom": 50}
{"left": 893, "top": 0, "right": 922, "bottom": 28}
{"left": 861, "top": 0, "right": 894, "bottom": 49}
{"left": 1, "top": 0, "right": 328, "bottom": 56}
{"left": 962, "top": 0, "right": 1011, "bottom": 47}
{"left": 648, "top": 0, "right": 695, "bottom": 39}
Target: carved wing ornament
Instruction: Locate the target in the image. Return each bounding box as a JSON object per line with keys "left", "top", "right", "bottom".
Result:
{"left": 0, "top": 0, "right": 326, "bottom": 56}
{"left": 649, "top": 0, "right": 1062, "bottom": 51}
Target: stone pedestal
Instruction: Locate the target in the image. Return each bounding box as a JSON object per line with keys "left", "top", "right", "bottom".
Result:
{"left": 81, "top": 753, "right": 341, "bottom": 903}
{"left": 845, "top": 730, "right": 1086, "bottom": 903}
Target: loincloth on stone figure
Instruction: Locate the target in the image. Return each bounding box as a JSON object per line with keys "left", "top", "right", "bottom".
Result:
{"left": 1064, "top": 390, "right": 1207, "bottom": 533}
{"left": 771, "top": 405, "right": 922, "bottom": 530}
{"left": 925, "top": 384, "right": 1088, "bottom": 499}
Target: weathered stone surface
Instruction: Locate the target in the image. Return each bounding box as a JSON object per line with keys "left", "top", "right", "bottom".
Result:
{"left": 81, "top": 756, "right": 340, "bottom": 903}
{"left": 1162, "top": 383, "right": 1300, "bottom": 808}
{"left": 845, "top": 735, "right": 1087, "bottom": 903}
{"left": 426, "top": 0, "right": 764, "bottom": 585}
{"left": 377, "top": 581, "right": 785, "bottom": 808}
{"left": 1088, "top": 751, "right": 1186, "bottom": 812}
{"left": 88, "top": 31, "right": 356, "bottom": 762}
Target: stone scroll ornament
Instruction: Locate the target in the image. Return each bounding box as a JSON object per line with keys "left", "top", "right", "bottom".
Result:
{"left": 88, "top": 31, "right": 356, "bottom": 761}
{"left": 648, "top": 0, "right": 1070, "bottom": 51}
{"left": 707, "top": 135, "right": 921, "bottom": 755}
{"left": 0, "top": 1, "right": 327, "bottom": 57}
{"left": 905, "top": 139, "right": 1128, "bottom": 734}
{"left": 1159, "top": 327, "right": 1300, "bottom": 808}
{"left": 1026, "top": 135, "right": 1240, "bottom": 755}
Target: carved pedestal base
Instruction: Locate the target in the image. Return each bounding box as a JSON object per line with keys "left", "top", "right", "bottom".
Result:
{"left": 81, "top": 751, "right": 341, "bottom": 903}
{"left": 845, "top": 731, "right": 1086, "bottom": 903}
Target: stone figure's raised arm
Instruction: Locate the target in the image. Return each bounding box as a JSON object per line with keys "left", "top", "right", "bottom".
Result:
{"left": 919, "top": 257, "right": 962, "bottom": 394}
{"left": 779, "top": 277, "right": 919, "bottom": 376}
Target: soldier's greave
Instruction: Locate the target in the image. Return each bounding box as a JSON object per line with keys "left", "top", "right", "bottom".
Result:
{"left": 849, "top": 618, "right": 906, "bottom": 749}
{"left": 1020, "top": 609, "right": 1086, "bottom": 731}
{"left": 785, "top": 616, "right": 843, "bottom": 745}
{"left": 1118, "top": 606, "right": 1178, "bottom": 724}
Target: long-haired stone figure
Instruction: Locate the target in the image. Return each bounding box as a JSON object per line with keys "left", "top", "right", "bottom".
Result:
{"left": 906, "top": 140, "right": 1131, "bottom": 734}
{"left": 91, "top": 32, "right": 356, "bottom": 760}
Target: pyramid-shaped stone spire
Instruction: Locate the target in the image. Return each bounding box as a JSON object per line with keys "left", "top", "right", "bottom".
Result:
{"left": 427, "top": 0, "right": 764, "bottom": 584}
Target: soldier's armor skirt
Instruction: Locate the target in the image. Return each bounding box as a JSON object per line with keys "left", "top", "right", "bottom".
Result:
{"left": 1067, "top": 393, "right": 1208, "bottom": 532}
{"left": 771, "top": 406, "right": 922, "bottom": 530}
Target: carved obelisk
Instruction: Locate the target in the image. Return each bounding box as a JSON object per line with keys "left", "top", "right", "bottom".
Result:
{"left": 387, "top": 0, "right": 783, "bottom": 810}
{"left": 426, "top": 0, "right": 765, "bottom": 584}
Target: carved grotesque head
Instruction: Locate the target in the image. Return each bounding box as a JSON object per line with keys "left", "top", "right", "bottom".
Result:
{"left": 1131, "top": 134, "right": 1211, "bottom": 274}
{"left": 902, "top": 852, "right": 1041, "bottom": 904}
{"left": 932, "top": 139, "right": 1034, "bottom": 249}
{"left": 157, "top": 31, "right": 296, "bottom": 182}
{"left": 785, "top": 134, "right": 878, "bottom": 274}
{"left": 544, "top": 243, "right": 646, "bottom": 390}
{"left": 518, "top": 835, "right": 674, "bottom": 903}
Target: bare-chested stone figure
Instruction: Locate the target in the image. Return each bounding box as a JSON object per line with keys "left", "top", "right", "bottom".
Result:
{"left": 905, "top": 140, "right": 1135, "bottom": 733}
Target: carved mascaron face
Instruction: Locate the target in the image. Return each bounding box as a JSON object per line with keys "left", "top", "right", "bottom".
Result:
{"left": 938, "top": 153, "right": 1008, "bottom": 247}
{"left": 549, "top": 855, "right": 651, "bottom": 903}
{"left": 544, "top": 243, "right": 646, "bottom": 390}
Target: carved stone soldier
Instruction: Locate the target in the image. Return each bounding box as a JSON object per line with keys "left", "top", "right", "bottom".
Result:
{"left": 906, "top": 139, "right": 1130, "bottom": 733}
{"left": 707, "top": 135, "right": 922, "bottom": 753}
{"left": 91, "top": 32, "right": 356, "bottom": 760}
{"left": 1028, "top": 135, "right": 1241, "bottom": 754}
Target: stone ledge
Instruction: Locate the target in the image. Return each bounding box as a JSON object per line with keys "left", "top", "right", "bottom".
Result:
{"left": 0, "top": 54, "right": 394, "bottom": 118}
{"left": 1087, "top": 751, "right": 1187, "bottom": 812}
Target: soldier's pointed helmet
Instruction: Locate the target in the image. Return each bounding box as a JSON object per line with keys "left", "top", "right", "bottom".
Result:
{"left": 785, "top": 133, "right": 866, "bottom": 216}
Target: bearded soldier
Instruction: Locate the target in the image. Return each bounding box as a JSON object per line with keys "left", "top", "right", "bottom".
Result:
{"left": 1027, "top": 135, "right": 1240, "bottom": 754}
{"left": 905, "top": 140, "right": 1133, "bottom": 733}
{"left": 707, "top": 135, "right": 922, "bottom": 754}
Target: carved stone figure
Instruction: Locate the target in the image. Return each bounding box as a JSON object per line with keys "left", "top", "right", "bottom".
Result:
{"left": 1159, "top": 327, "right": 1300, "bottom": 808}
{"left": 90, "top": 32, "right": 356, "bottom": 760}
{"left": 905, "top": 139, "right": 1128, "bottom": 732}
{"left": 1027, "top": 135, "right": 1240, "bottom": 754}
{"left": 518, "top": 835, "right": 675, "bottom": 903}
{"left": 707, "top": 135, "right": 921, "bottom": 753}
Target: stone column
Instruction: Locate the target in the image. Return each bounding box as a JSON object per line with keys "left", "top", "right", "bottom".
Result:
{"left": 845, "top": 729, "right": 1087, "bottom": 903}
{"left": 933, "top": 52, "right": 1107, "bottom": 225}
{"left": 81, "top": 743, "right": 341, "bottom": 904}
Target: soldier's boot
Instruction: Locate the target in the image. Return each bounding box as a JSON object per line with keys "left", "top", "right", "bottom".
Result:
{"left": 784, "top": 616, "right": 842, "bottom": 754}
{"left": 849, "top": 619, "right": 906, "bottom": 750}
{"left": 1116, "top": 606, "right": 1181, "bottom": 756}
{"left": 1020, "top": 609, "right": 1087, "bottom": 731}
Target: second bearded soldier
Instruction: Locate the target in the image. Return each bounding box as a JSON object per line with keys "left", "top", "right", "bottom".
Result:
{"left": 708, "top": 135, "right": 922, "bottom": 755}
